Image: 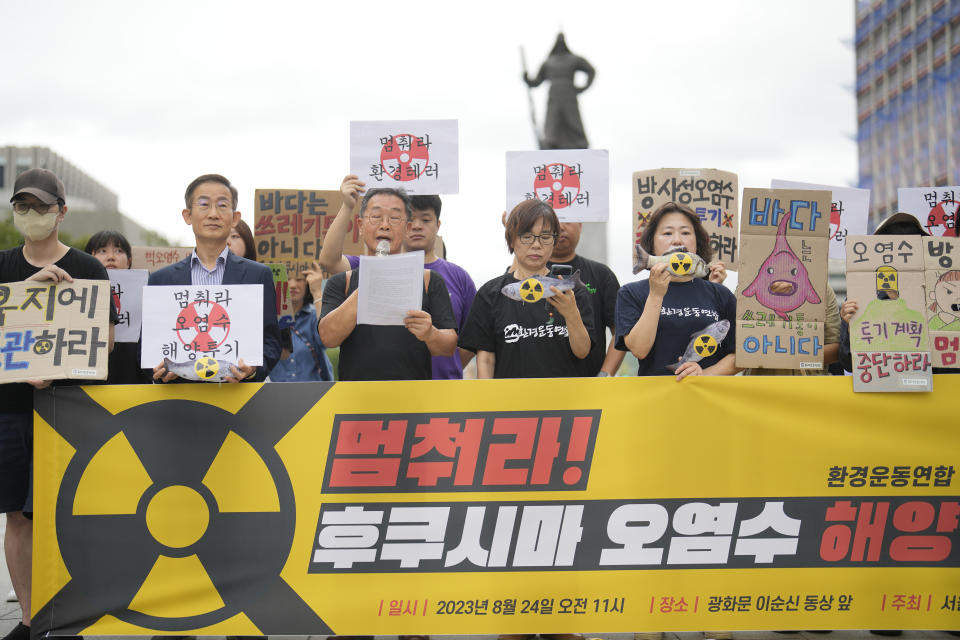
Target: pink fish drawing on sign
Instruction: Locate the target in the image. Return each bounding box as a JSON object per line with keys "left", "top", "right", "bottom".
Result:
{"left": 741, "top": 210, "right": 821, "bottom": 320}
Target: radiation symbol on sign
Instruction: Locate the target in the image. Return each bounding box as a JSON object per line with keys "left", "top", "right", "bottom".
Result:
{"left": 533, "top": 163, "right": 581, "bottom": 210}
{"left": 33, "top": 339, "right": 53, "bottom": 355}
{"left": 194, "top": 357, "right": 219, "bottom": 379}
{"left": 694, "top": 334, "right": 718, "bottom": 358}
{"left": 926, "top": 200, "right": 959, "bottom": 237}
{"left": 175, "top": 301, "right": 231, "bottom": 353}
{"left": 35, "top": 385, "right": 334, "bottom": 635}
{"left": 669, "top": 252, "right": 694, "bottom": 276}
{"left": 519, "top": 278, "right": 544, "bottom": 302}
{"left": 379, "top": 133, "right": 429, "bottom": 182}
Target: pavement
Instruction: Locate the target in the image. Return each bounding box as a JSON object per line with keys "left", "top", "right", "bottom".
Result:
{"left": 1, "top": 518, "right": 954, "bottom": 640}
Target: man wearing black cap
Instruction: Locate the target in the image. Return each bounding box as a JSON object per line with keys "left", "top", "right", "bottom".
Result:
{"left": 0, "top": 168, "right": 115, "bottom": 640}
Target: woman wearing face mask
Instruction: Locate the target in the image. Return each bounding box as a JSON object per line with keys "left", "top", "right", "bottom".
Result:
{"left": 616, "top": 201, "right": 738, "bottom": 380}
{"left": 85, "top": 231, "right": 143, "bottom": 384}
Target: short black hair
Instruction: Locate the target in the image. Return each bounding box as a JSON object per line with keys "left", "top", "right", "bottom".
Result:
{"left": 184, "top": 174, "right": 239, "bottom": 210}
{"left": 85, "top": 230, "right": 132, "bottom": 260}
{"left": 410, "top": 194, "right": 442, "bottom": 220}
{"left": 504, "top": 199, "right": 559, "bottom": 254}
{"left": 359, "top": 188, "right": 413, "bottom": 220}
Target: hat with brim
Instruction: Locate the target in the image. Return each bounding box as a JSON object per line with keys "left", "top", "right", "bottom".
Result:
{"left": 875, "top": 212, "right": 929, "bottom": 236}
{"left": 10, "top": 168, "right": 66, "bottom": 206}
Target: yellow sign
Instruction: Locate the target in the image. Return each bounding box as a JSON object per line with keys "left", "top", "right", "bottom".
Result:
{"left": 33, "top": 377, "right": 960, "bottom": 635}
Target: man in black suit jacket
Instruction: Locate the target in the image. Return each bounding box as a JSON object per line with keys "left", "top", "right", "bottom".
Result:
{"left": 148, "top": 174, "right": 279, "bottom": 382}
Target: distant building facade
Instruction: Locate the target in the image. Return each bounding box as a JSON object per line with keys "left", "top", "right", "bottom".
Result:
{"left": 856, "top": 0, "right": 960, "bottom": 228}
{"left": 0, "top": 145, "right": 160, "bottom": 245}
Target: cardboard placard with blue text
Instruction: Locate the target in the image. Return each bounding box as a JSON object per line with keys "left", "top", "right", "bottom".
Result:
{"left": 735, "top": 188, "right": 830, "bottom": 370}
{"left": 845, "top": 235, "right": 931, "bottom": 392}
{"left": 632, "top": 168, "right": 739, "bottom": 266}
{"left": 32, "top": 377, "right": 960, "bottom": 637}
{"left": 0, "top": 279, "right": 110, "bottom": 382}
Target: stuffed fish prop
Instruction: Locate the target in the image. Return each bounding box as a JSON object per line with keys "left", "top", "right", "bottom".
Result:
{"left": 665, "top": 319, "right": 731, "bottom": 373}
{"left": 163, "top": 356, "right": 235, "bottom": 382}
{"left": 501, "top": 270, "right": 585, "bottom": 303}
{"left": 632, "top": 245, "right": 710, "bottom": 279}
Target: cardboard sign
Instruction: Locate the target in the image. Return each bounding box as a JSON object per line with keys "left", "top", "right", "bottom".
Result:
{"left": 0, "top": 280, "right": 110, "bottom": 382}
{"left": 33, "top": 377, "right": 960, "bottom": 636}
{"left": 109, "top": 269, "right": 148, "bottom": 343}
{"left": 897, "top": 186, "right": 960, "bottom": 236}
{"left": 266, "top": 263, "right": 294, "bottom": 329}
{"left": 140, "top": 285, "right": 264, "bottom": 367}
{"left": 771, "top": 179, "right": 870, "bottom": 260}
{"left": 350, "top": 119, "right": 459, "bottom": 194}
{"left": 845, "top": 235, "right": 932, "bottom": 391}
{"left": 735, "top": 189, "right": 830, "bottom": 370}
{"left": 505, "top": 149, "right": 609, "bottom": 222}
{"left": 254, "top": 189, "right": 365, "bottom": 280}
{"left": 923, "top": 236, "right": 960, "bottom": 367}
{"left": 632, "top": 168, "right": 739, "bottom": 265}
{"left": 130, "top": 246, "right": 193, "bottom": 273}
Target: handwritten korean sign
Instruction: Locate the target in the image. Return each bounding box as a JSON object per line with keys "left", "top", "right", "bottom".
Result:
{"left": 266, "top": 263, "right": 294, "bottom": 329}
{"left": 735, "top": 188, "right": 830, "bottom": 370}
{"left": 923, "top": 236, "right": 960, "bottom": 368}
{"left": 140, "top": 285, "right": 263, "bottom": 367}
{"left": 350, "top": 119, "right": 459, "bottom": 194}
{"left": 632, "top": 168, "right": 739, "bottom": 265}
{"left": 845, "top": 234, "right": 931, "bottom": 391}
{"left": 254, "top": 189, "right": 364, "bottom": 280}
{"left": 506, "top": 149, "right": 609, "bottom": 222}
{"left": 130, "top": 247, "right": 193, "bottom": 273}
{"left": 0, "top": 280, "right": 110, "bottom": 382}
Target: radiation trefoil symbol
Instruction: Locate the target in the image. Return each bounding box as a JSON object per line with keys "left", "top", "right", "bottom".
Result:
{"left": 669, "top": 252, "right": 694, "bottom": 276}
{"left": 34, "top": 384, "right": 334, "bottom": 636}
{"left": 194, "top": 357, "right": 219, "bottom": 379}
{"left": 519, "top": 278, "right": 544, "bottom": 302}
{"left": 694, "top": 334, "right": 718, "bottom": 358}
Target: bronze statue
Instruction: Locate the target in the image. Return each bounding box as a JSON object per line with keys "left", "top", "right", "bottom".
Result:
{"left": 523, "top": 33, "right": 595, "bottom": 150}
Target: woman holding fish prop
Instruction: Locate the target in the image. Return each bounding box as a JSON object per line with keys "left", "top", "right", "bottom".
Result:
{"left": 615, "top": 202, "right": 738, "bottom": 380}
{"left": 459, "top": 199, "right": 593, "bottom": 378}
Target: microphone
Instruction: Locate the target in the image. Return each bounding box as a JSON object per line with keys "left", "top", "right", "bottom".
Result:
{"left": 375, "top": 239, "right": 390, "bottom": 257}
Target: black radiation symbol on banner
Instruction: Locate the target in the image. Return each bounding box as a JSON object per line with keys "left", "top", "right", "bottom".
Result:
{"left": 694, "top": 334, "right": 718, "bottom": 358}
{"left": 33, "top": 384, "right": 335, "bottom": 636}
{"left": 519, "top": 277, "right": 544, "bottom": 302}
{"left": 194, "top": 357, "right": 219, "bottom": 379}
{"left": 669, "top": 252, "right": 694, "bottom": 276}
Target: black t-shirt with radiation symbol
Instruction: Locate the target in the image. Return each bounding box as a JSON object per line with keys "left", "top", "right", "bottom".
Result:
{"left": 459, "top": 273, "right": 595, "bottom": 379}
{"left": 0, "top": 247, "right": 117, "bottom": 414}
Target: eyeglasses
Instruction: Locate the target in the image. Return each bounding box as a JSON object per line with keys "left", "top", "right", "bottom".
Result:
{"left": 12, "top": 202, "right": 58, "bottom": 214}
{"left": 193, "top": 197, "right": 233, "bottom": 213}
{"left": 365, "top": 214, "right": 406, "bottom": 227}
{"left": 518, "top": 232, "right": 557, "bottom": 246}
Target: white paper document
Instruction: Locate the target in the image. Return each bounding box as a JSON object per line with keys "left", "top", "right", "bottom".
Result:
{"left": 357, "top": 251, "right": 424, "bottom": 326}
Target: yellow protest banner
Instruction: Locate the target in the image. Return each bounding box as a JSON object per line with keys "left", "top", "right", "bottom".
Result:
{"left": 33, "top": 376, "right": 960, "bottom": 635}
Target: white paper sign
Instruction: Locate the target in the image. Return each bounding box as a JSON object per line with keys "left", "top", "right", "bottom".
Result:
{"left": 140, "top": 285, "right": 263, "bottom": 367}
{"left": 350, "top": 120, "right": 459, "bottom": 194}
{"left": 109, "top": 269, "right": 148, "bottom": 343}
{"left": 357, "top": 251, "right": 424, "bottom": 326}
{"left": 897, "top": 186, "right": 960, "bottom": 236}
{"left": 771, "top": 179, "right": 870, "bottom": 260}
{"left": 505, "top": 149, "right": 609, "bottom": 222}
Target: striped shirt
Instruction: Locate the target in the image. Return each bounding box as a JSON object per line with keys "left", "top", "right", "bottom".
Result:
{"left": 190, "top": 246, "right": 230, "bottom": 285}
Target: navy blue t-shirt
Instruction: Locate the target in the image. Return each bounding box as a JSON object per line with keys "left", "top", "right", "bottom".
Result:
{"left": 615, "top": 278, "right": 736, "bottom": 376}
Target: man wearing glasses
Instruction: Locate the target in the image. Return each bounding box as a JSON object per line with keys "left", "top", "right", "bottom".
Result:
{"left": 1, "top": 168, "right": 117, "bottom": 640}
{"left": 149, "top": 174, "right": 280, "bottom": 383}
{"left": 318, "top": 187, "right": 457, "bottom": 381}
